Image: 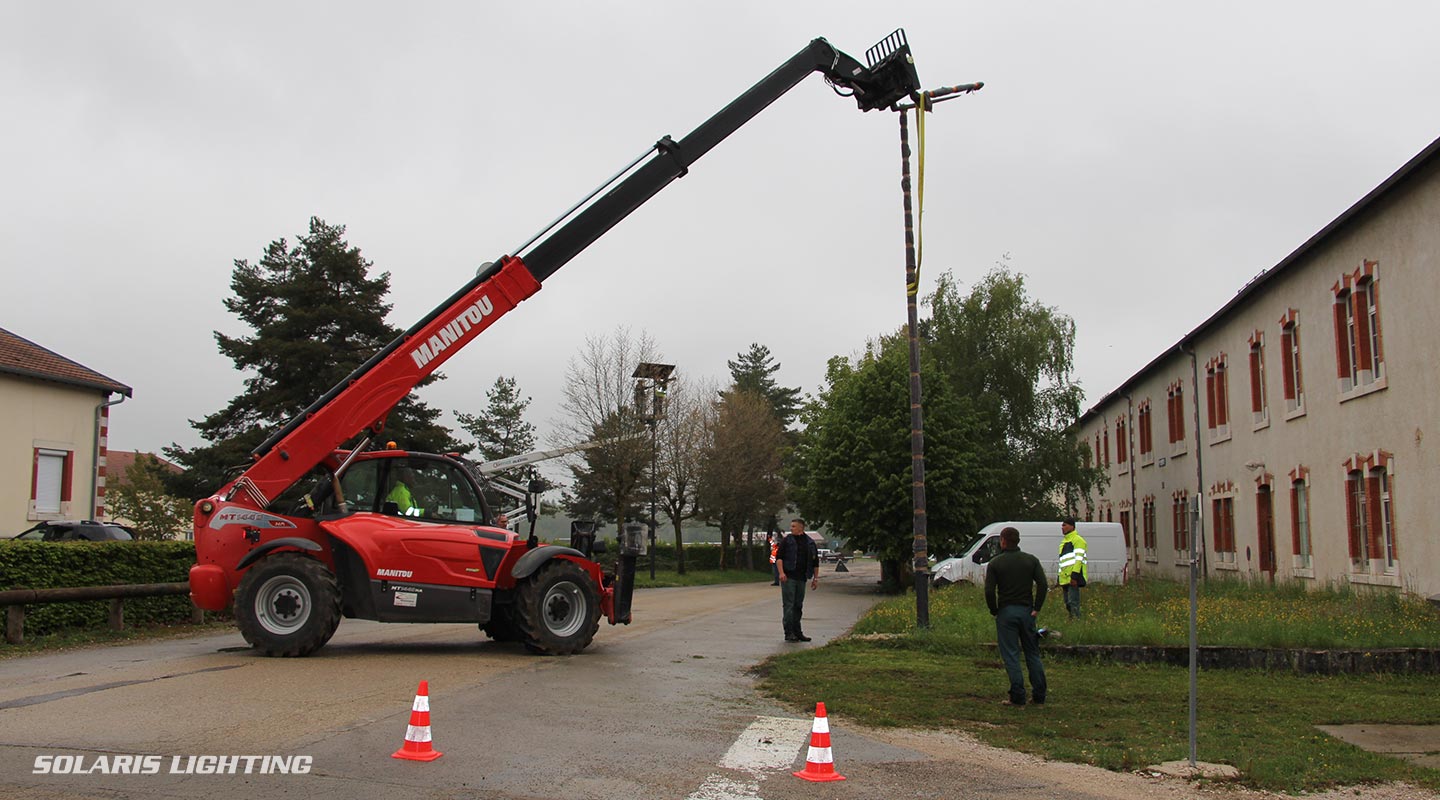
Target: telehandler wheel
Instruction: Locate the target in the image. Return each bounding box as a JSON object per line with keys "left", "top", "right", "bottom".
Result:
{"left": 514, "top": 560, "right": 600, "bottom": 655}
{"left": 235, "top": 553, "right": 342, "bottom": 657}
{"left": 481, "top": 606, "right": 524, "bottom": 642}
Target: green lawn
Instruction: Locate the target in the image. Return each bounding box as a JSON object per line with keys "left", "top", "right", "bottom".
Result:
{"left": 759, "top": 579, "right": 1440, "bottom": 793}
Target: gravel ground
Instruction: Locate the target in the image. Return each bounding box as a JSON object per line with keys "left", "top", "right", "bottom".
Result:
{"left": 853, "top": 724, "right": 1439, "bottom": 800}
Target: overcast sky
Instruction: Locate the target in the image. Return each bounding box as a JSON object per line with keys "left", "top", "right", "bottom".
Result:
{"left": 4, "top": 2, "right": 1439, "bottom": 459}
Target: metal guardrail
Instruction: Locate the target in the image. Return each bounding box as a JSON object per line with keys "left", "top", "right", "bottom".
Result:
{"left": 0, "top": 582, "right": 195, "bottom": 645}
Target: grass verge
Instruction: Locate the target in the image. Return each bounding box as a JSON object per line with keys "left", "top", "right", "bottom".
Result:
{"left": 758, "top": 580, "right": 1440, "bottom": 793}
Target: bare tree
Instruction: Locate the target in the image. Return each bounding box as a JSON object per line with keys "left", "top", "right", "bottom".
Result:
{"left": 655, "top": 375, "right": 715, "bottom": 574}
{"left": 555, "top": 327, "right": 658, "bottom": 533}
{"left": 697, "top": 389, "right": 786, "bottom": 569}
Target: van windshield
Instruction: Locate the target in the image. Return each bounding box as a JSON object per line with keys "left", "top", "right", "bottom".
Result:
{"left": 971, "top": 536, "right": 1001, "bottom": 564}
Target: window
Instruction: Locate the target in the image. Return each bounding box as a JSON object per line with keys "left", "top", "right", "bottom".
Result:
{"left": 1167, "top": 381, "right": 1186, "bottom": 452}
{"left": 1290, "top": 468, "right": 1311, "bottom": 571}
{"left": 1093, "top": 433, "right": 1101, "bottom": 469}
{"left": 1103, "top": 425, "right": 1111, "bottom": 467}
{"left": 1172, "top": 491, "right": 1190, "bottom": 555}
{"left": 1279, "top": 310, "right": 1305, "bottom": 416}
{"left": 1248, "top": 331, "right": 1268, "bottom": 427}
{"left": 30, "top": 448, "right": 74, "bottom": 520}
{"left": 1211, "top": 492, "right": 1236, "bottom": 565}
{"left": 1332, "top": 261, "right": 1385, "bottom": 397}
{"left": 1345, "top": 454, "right": 1397, "bottom": 575}
{"left": 1119, "top": 509, "right": 1131, "bottom": 549}
{"left": 1205, "top": 355, "right": 1230, "bottom": 442}
{"left": 1142, "top": 496, "right": 1157, "bottom": 560}
{"left": 1116, "top": 417, "right": 1128, "bottom": 469}
{"left": 1138, "top": 400, "right": 1154, "bottom": 465}
{"left": 1256, "top": 480, "right": 1277, "bottom": 575}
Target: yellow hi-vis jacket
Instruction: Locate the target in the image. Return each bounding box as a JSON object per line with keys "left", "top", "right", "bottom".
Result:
{"left": 1058, "top": 530, "right": 1088, "bottom": 586}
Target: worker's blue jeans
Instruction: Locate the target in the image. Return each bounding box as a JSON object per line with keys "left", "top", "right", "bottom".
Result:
{"left": 781, "top": 577, "right": 807, "bottom": 636}
{"left": 995, "top": 605, "right": 1046, "bottom": 705}
{"left": 1063, "top": 584, "right": 1082, "bottom": 618}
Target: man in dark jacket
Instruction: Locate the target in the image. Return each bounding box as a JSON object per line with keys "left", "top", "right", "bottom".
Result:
{"left": 983, "top": 526, "right": 1048, "bottom": 706}
{"left": 777, "top": 518, "right": 820, "bottom": 642}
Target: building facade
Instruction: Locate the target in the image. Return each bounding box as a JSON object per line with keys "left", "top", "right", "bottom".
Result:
{"left": 1076, "top": 136, "right": 1440, "bottom": 599}
{"left": 0, "top": 327, "right": 132, "bottom": 536}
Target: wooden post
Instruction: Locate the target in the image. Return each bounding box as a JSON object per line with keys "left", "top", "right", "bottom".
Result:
{"left": 5, "top": 606, "right": 23, "bottom": 645}
{"left": 108, "top": 598, "right": 124, "bottom": 631}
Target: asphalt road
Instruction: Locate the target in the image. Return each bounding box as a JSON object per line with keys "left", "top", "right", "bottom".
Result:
{"left": 0, "top": 559, "right": 897, "bottom": 799}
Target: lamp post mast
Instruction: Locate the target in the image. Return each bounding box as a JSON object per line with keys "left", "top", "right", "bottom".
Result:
{"left": 633, "top": 363, "right": 675, "bottom": 582}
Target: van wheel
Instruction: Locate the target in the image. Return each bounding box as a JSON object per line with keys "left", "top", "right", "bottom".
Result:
{"left": 235, "top": 554, "right": 341, "bottom": 657}
{"left": 515, "top": 561, "right": 600, "bottom": 655}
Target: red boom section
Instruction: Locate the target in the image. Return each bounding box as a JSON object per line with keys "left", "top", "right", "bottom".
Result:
{"left": 233, "top": 256, "right": 541, "bottom": 506}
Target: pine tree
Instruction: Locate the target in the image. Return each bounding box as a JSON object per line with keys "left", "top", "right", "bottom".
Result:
{"left": 726, "top": 343, "right": 802, "bottom": 429}
{"left": 456, "top": 376, "right": 537, "bottom": 464}
{"left": 165, "top": 217, "right": 463, "bottom": 500}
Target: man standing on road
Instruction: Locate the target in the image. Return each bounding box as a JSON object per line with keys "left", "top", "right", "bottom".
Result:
{"left": 777, "top": 518, "right": 819, "bottom": 642}
{"left": 1057, "top": 516, "right": 1088, "bottom": 619}
{"left": 984, "top": 526, "right": 1048, "bottom": 706}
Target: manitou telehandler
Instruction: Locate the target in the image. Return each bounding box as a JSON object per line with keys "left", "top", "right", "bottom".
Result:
{"left": 189, "top": 31, "right": 922, "bottom": 657}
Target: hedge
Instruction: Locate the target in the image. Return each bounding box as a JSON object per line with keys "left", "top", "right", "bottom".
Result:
{"left": 0, "top": 541, "right": 202, "bottom": 636}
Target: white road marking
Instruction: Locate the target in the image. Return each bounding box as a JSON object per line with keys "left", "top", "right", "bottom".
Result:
{"left": 688, "top": 715, "right": 812, "bottom": 799}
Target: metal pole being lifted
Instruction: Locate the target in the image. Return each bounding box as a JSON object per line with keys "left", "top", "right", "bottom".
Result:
{"left": 895, "top": 81, "right": 983, "bottom": 627}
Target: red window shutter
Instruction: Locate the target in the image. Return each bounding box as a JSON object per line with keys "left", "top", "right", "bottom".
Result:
{"left": 30, "top": 448, "right": 40, "bottom": 502}
{"left": 1211, "top": 499, "right": 1221, "bottom": 551}
{"left": 60, "top": 452, "right": 73, "bottom": 502}
{"left": 1205, "top": 372, "right": 1216, "bottom": 430}
{"left": 1167, "top": 395, "right": 1176, "bottom": 442}
{"left": 1333, "top": 301, "right": 1350, "bottom": 379}
{"left": 1175, "top": 390, "right": 1185, "bottom": 440}
{"left": 1216, "top": 368, "right": 1228, "bottom": 426}
{"left": 1117, "top": 421, "right": 1126, "bottom": 463}
{"left": 1280, "top": 329, "right": 1296, "bottom": 400}
{"left": 1344, "top": 478, "right": 1361, "bottom": 559}
{"left": 1365, "top": 475, "right": 1383, "bottom": 560}
{"left": 1249, "top": 350, "right": 1263, "bottom": 412}
{"left": 1351, "top": 290, "right": 1372, "bottom": 371}
{"left": 1103, "top": 434, "right": 1110, "bottom": 466}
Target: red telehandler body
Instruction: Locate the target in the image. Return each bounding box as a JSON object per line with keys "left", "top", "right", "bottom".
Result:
{"left": 189, "top": 32, "right": 921, "bottom": 656}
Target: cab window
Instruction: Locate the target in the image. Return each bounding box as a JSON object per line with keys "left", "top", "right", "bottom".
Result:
{"left": 379, "top": 458, "right": 487, "bottom": 524}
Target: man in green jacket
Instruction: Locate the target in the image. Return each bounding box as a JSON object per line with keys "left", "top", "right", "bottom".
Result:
{"left": 1057, "top": 516, "right": 1088, "bottom": 619}
{"left": 984, "top": 526, "right": 1048, "bottom": 706}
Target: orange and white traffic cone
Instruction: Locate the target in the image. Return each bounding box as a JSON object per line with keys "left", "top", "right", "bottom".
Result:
{"left": 792, "top": 702, "right": 845, "bottom": 782}
{"left": 391, "top": 680, "right": 443, "bottom": 762}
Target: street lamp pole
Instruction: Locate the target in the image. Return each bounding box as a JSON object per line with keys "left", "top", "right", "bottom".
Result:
{"left": 633, "top": 362, "right": 675, "bottom": 582}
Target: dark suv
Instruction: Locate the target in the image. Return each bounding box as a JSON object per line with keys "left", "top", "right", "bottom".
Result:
{"left": 10, "top": 520, "right": 135, "bottom": 542}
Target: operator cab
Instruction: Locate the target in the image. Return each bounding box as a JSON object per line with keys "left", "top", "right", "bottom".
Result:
{"left": 268, "top": 451, "right": 497, "bottom": 526}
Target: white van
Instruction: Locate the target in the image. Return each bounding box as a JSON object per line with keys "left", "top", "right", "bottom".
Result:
{"left": 931, "top": 521, "right": 1126, "bottom": 587}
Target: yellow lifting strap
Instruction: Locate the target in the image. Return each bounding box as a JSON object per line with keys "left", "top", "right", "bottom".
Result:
{"left": 907, "top": 94, "right": 928, "bottom": 298}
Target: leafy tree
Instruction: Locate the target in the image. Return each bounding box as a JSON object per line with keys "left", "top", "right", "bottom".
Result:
{"left": 556, "top": 327, "right": 655, "bottom": 530}
{"left": 654, "top": 376, "right": 711, "bottom": 574}
{"left": 927, "top": 265, "right": 1104, "bottom": 519}
{"left": 164, "top": 217, "right": 463, "bottom": 500}
{"left": 107, "top": 454, "right": 191, "bottom": 541}
{"left": 456, "top": 376, "right": 536, "bottom": 464}
{"left": 727, "top": 343, "right": 802, "bottom": 429}
{"left": 788, "top": 336, "right": 992, "bottom": 591}
{"left": 697, "top": 389, "right": 786, "bottom": 569}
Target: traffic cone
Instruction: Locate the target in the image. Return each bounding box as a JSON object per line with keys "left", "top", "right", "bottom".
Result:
{"left": 834, "top": 559, "right": 849, "bottom": 572}
{"left": 392, "top": 681, "right": 443, "bottom": 761}
{"left": 792, "top": 702, "right": 845, "bottom": 782}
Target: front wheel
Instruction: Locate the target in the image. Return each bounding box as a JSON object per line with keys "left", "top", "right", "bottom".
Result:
{"left": 235, "top": 553, "right": 342, "bottom": 657}
{"left": 514, "top": 560, "right": 600, "bottom": 655}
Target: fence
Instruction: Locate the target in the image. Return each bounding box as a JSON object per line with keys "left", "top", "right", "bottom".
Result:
{"left": 0, "top": 582, "right": 196, "bottom": 645}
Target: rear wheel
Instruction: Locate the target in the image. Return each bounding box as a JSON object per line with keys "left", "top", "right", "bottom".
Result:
{"left": 514, "top": 560, "right": 600, "bottom": 655}
{"left": 235, "top": 553, "right": 341, "bottom": 657}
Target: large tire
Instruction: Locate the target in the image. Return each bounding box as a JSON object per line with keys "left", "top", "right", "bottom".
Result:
{"left": 235, "top": 553, "right": 342, "bottom": 657}
{"left": 481, "top": 605, "right": 524, "bottom": 642}
{"left": 514, "top": 560, "right": 600, "bottom": 655}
